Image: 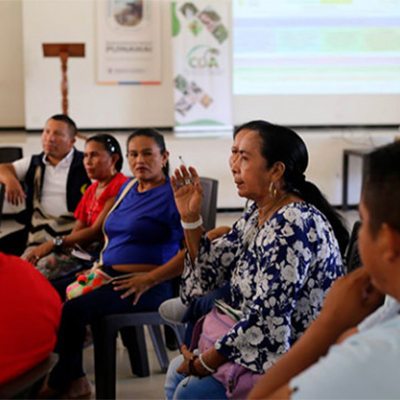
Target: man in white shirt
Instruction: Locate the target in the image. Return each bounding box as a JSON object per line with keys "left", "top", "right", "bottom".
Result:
{"left": 0, "top": 114, "right": 90, "bottom": 257}
{"left": 248, "top": 140, "right": 400, "bottom": 400}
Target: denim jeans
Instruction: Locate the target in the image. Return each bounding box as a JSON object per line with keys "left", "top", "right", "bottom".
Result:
{"left": 165, "top": 355, "right": 227, "bottom": 400}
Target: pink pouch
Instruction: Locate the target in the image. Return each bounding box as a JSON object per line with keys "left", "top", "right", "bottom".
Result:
{"left": 194, "top": 307, "right": 261, "bottom": 399}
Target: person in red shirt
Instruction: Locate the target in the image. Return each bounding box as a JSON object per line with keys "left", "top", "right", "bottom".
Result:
{"left": 24, "top": 134, "right": 128, "bottom": 279}
{"left": 0, "top": 252, "right": 62, "bottom": 384}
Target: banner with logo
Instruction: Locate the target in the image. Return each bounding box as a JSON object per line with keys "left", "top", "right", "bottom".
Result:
{"left": 97, "top": 0, "right": 161, "bottom": 85}
{"left": 172, "top": 1, "right": 232, "bottom": 131}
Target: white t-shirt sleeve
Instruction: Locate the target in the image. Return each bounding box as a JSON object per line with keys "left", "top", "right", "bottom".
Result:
{"left": 12, "top": 157, "right": 32, "bottom": 181}
{"left": 290, "top": 317, "right": 400, "bottom": 399}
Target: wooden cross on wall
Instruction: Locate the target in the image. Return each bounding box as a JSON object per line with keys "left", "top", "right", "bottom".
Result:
{"left": 42, "top": 43, "right": 85, "bottom": 116}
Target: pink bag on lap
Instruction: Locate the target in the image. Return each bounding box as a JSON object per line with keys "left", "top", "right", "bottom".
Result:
{"left": 193, "top": 306, "right": 262, "bottom": 399}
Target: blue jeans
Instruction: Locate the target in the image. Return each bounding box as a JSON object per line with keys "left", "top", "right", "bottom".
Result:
{"left": 165, "top": 355, "right": 227, "bottom": 400}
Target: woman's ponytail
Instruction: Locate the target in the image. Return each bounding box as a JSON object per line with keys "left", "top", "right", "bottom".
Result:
{"left": 297, "top": 180, "right": 349, "bottom": 256}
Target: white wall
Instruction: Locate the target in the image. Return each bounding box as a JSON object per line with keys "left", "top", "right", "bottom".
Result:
{"left": 0, "top": 0, "right": 397, "bottom": 210}
{"left": 22, "top": 0, "right": 175, "bottom": 129}
{"left": 0, "top": 0, "right": 25, "bottom": 126}
{"left": 4, "top": 0, "right": 400, "bottom": 129}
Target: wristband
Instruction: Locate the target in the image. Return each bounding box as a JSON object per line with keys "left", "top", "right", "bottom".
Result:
{"left": 198, "top": 353, "right": 216, "bottom": 374}
{"left": 188, "top": 355, "right": 198, "bottom": 376}
{"left": 181, "top": 216, "right": 203, "bottom": 230}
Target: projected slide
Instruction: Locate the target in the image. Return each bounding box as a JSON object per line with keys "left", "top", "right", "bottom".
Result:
{"left": 233, "top": 0, "right": 400, "bottom": 95}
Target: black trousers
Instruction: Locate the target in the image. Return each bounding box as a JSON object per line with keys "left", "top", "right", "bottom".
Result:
{"left": 0, "top": 227, "right": 28, "bottom": 256}
{"left": 47, "top": 273, "right": 173, "bottom": 392}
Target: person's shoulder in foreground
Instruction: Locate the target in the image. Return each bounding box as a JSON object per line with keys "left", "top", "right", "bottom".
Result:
{"left": 0, "top": 252, "right": 62, "bottom": 384}
{"left": 248, "top": 140, "right": 400, "bottom": 400}
{"left": 289, "top": 300, "right": 400, "bottom": 399}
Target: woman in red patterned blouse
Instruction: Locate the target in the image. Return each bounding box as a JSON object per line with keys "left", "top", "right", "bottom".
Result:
{"left": 27, "top": 134, "right": 128, "bottom": 279}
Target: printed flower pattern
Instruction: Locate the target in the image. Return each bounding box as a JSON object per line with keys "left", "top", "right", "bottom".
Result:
{"left": 180, "top": 202, "right": 344, "bottom": 373}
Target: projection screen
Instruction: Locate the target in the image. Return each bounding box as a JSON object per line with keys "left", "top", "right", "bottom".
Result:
{"left": 232, "top": 0, "right": 400, "bottom": 126}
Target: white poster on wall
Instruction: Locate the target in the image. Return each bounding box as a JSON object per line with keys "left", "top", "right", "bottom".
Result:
{"left": 172, "top": 1, "right": 232, "bottom": 132}
{"left": 97, "top": 0, "right": 161, "bottom": 85}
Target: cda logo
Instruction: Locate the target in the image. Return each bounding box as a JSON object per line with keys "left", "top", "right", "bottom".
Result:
{"left": 187, "top": 45, "right": 219, "bottom": 69}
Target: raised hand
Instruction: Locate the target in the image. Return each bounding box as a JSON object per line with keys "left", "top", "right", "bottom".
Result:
{"left": 170, "top": 165, "right": 203, "bottom": 222}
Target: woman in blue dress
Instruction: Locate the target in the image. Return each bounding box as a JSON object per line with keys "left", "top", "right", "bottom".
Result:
{"left": 165, "top": 120, "right": 349, "bottom": 400}
{"left": 40, "top": 129, "right": 184, "bottom": 399}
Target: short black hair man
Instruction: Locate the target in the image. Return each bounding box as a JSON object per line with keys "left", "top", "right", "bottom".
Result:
{"left": 0, "top": 114, "right": 90, "bottom": 256}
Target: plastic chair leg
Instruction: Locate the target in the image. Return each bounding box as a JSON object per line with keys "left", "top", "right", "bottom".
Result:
{"left": 148, "top": 325, "right": 169, "bottom": 372}
{"left": 120, "top": 326, "right": 150, "bottom": 377}
{"left": 173, "top": 324, "right": 186, "bottom": 346}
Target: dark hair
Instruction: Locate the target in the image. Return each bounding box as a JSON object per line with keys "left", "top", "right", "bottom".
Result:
{"left": 235, "top": 120, "right": 349, "bottom": 255}
{"left": 49, "top": 114, "right": 77, "bottom": 137}
{"left": 363, "top": 141, "right": 400, "bottom": 237}
{"left": 86, "top": 134, "right": 123, "bottom": 172}
{"left": 127, "top": 128, "right": 169, "bottom": 176}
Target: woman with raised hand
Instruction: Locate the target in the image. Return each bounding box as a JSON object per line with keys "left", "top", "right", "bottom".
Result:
{"left": 39, "top": 129, "right": 184, "bottom": 399}
{"left": 24, "top": 134, "right": 128, "bottom": 279}
{"left": 165, "top": 120, "right": 348, "bottom": 400}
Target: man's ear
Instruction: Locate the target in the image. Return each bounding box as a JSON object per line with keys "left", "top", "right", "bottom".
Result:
{"left": 380, "top": 223, "right": 400, "bottom": 263}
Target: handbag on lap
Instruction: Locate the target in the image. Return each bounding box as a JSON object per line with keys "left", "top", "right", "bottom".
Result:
{"left": 66, "top": 269, "right": 137, "bottom": 299}
{"left": 190, "top": 301, "right": 262, "bottom": 399}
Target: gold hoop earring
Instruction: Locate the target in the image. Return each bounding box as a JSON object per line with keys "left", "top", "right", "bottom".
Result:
{"left": 269, "top": 182, "right": 277, "bottom": 199}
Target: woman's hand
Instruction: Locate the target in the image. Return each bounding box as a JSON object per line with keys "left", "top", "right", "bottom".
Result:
{"left": 206, "top": 226, "right": 231, "bottom": 242}
{"left": 171, "top": 166, "right": 203, "bottom": 222}
{"left": 113, "top": 274, "right": 156, "bottom": 305}
{"left": 177, "top": 345, "right": 225, "bottom": 378}
{"left": 24, "top": 241, "right": 54, "bottom": 265}
{"left": 176, "top": 345, "right": 195, "bottom": 375}
{"left": 177, "top": 345, "right": 212, "bottom": 378}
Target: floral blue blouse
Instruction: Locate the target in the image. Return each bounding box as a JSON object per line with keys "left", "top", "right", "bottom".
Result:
{"left": 180, "top": 201, "right": 344, "bottom": 373}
